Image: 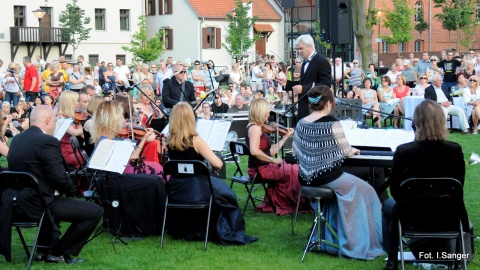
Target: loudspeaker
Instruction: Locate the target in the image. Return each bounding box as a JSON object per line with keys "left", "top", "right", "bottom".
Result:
{"left": 282, "top": 0, "right": 295, "bottom": 8}
{"left": 329, "top": 0, "right": 353, "bottom": 45}
{"left": 319, "top": 1, "right": 331, "bottom": 43}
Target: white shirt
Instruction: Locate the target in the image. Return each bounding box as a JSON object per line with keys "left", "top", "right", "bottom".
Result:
{"left": 303, "top": 51, "right": 316, "bottom": 72}
{"left": 434, "top": 86, "right": 449, "bottom": 103}
{"left": 156, "top": 69, "right": 173, "bottom": 92}
{"left": 251, "top": 66, "right": 263, "bottom": 82}
{"left": 113, "top": 65, "right": 131, "bottom": 87}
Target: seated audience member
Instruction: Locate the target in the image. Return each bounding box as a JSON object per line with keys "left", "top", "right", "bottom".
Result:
{"left": 393, "top": 75, "right": 411, "bottom": 124}
{"left": 360, "top": 78, "right": 381, "bottom": 128}
{"left": 463, "top": 75, "right": 480, "bottom": 134}
{"left": 11, "top": 100, "right": 30, "bottom": 132}
{"left": 4, "top": 105, "right": 102, "bottom": 264}
{"left": 246, "top": 98, "right": 310, "bottom": 215}
{"left": 1, "top": 101, "right": 19, "bottom": 138}
{"left": 425, "top": 74, "right": 470, "bottom": 133}
{"left": 412, "top": 73, "right": 430, "bottom": 96}
{"left": 227, "top": 94, "right": 249, "bottom": 113}
{"left": 293, "top": 85, "right": 384, "bottom": 259}
{"left": 199, "top": 102, "right": 213, "bottom": 120}
{"left": 382, "top": 100, "right": 468, "bottom": 270}
{"left": 166, "top": 102, "right": 257, "bottom": 245}
{"left": 377, "top": 76, "right": 400, "bottom": 127}
{"left": 211, "top": 94, "right": 229, "bottom": 114}
{"left": 266, "top": 86, "right": 280, "bottom": 106}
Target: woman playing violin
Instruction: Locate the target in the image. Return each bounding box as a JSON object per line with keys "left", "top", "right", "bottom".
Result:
{"left": 57, "top": 91, "right": 83, "bottom": 168}
{"left": 246, "top": 98, "right": 309, "bottom": 215}
{"left": 135, "top": 85, "right": 163, "bottom": 126}
{"left": 83, "top": 96, "right": 104, "bottom": 156}
{"left": 92, "top": 101, "right": 162, "bottom": 175}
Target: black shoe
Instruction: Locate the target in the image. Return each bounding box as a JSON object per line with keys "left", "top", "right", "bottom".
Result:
{"left": 383, "top": 260, "right": 398, "bottom": 270}
{"left": 373, "top": 116, "right": 379, "bottom": 124}
{"left": 34, "top": 252, "right": 46, "bottom": 261}
{"left": 45, "top": 254, "right": 65, "bottom": 263}
{"left": 64, "top": 254, "right": 85, "bottom": 264}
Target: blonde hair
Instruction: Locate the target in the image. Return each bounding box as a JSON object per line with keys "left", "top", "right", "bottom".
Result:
{"left": 7, "top": 63, "right": 20, "bottom": 72}
{"left": 138, "top": 85, "right": 154, "bottom": 100}
{"left": 396, "top": 74, "right": 407, "bottom": 85}
{"left": 469, "top": 75, "right": 479, "bottom": 89}
{"left": 248, "top": 98, "right": 270, "bottom": 125}
{"left": 167, "top": 102, "right": 198, "bottom": 151}
{"left": 414, "top": 100, "right": 448, "bottom": 141}
{"left": 17, "top": 100, "right": 28, "bottom": 110}
{"left": 57, "top": 91, "right": 79, "bottom": 118}
{"left": 87, "top": 96, "right": 104, "bottom": 115}
{"left": 92, "top": 101, "right": 124, "bottom": 143}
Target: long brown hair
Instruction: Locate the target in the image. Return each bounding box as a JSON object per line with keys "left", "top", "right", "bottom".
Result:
{"left": 414, "top": 100, "right": 448, "bottom": 141}
{"left": 167, "top": 103, "right": 198, "bottom": 151}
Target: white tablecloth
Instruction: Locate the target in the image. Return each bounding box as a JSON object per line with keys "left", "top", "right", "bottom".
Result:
{"left": 403, "top": 96, "right": 464, "bottom": 130}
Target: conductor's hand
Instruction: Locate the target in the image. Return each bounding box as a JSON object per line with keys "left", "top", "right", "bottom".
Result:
{"left": 277, "top": 77, "right": 287, "bottom": 87}
{"left": 293, "top": 85, "right": 303, "bottom": 95}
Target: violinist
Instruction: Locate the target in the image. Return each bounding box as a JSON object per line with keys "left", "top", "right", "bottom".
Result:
{"left": 57, "top": 91, "right": 83, "bottom": 168}
{"left": 82, "top": 96, "right": 104, "bottom": 156}
{"left": 246, "top": 98, "right": 309, "bottom": 215}
{"left": 135, "top": 85, "right": 164, "bottom": 126}
{"left": 92, "top": 101, "right": 162, "bottom": 175}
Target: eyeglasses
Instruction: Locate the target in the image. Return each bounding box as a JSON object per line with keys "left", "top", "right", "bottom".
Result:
{"left": 470, "top": 53, "right": 475, "bottom": 55}
{"left": 108, "top": 65, "right": 113, "bottom": 67}
{"left": 353, "top": 62, "right": 359, "bottom": 64}
{"left": 151, "top": 66, "right": 157, "bottom": 68}
{"left": 215, "top": 96, "right": 220, "bottom": 99}
{"left": 470, "top": 80, "right": 478, "bottom": 82}
{"left": 179, "top": 71, "right": 186, "bottom": 74}
{"left": 195, "top": 63, "right": 200, "bottom": 65}
{"left": 430, "top": 59, "right": 437, "bottom": 61}
{"left": 420, "top": 77, "right": 427, "bottom": 80}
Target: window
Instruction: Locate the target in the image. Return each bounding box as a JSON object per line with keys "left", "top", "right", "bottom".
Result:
{"left": 399, "top": 42, "right": 407, "bottom": 53}
{"left": 89, "top": 55, "right": 99, "bottom": 67}
{"left": 414, "top": 40, "right": 423, "bottom": 52}
{"left": 162, "top": 29, "right": 173, "bottom": 50}
{"left": 95, "top": 9, "right": 106, "bottom": 30}
{"left": 120, "top": 9, "right": 130, "bottom": 31}
{"left": 147, "top": 0, "right": 156, "bottom": 15}
{"left": 158, "top": 0, "right": 172, "bottom": 15}
{"left": 14, "top": 6, "right": 25, "bottom": 27}
{"left": 65, "top": 54, "right": 73, "bottom": 61}
{"left": 202, "top": 27, "right": 221, "bottom": 49}
{"left": 382, "top": 42, "right": 390, "bottom": 53}
{"left": 116, "top": 55, "right": 126, "bottom": 64}
{"left": 414, "top": 2, "right": 422, "bottom": 22}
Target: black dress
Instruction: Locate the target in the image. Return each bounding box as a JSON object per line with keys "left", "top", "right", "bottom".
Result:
{"left": 167, "top": 145, "right": 257, "bottom": 245}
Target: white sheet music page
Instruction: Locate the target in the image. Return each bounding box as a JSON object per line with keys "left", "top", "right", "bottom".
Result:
{"left": 88, "top": 139, "right": 115, "bottom": 169}
{"left": 161, "top": 123, "right": 170, "bottom": 137}
{"left": 207, "top": 120, "right": 232, "bottom": 151}
{"left": 341, "top": 124, "right": 415, "bottom": 151}
{"left": 103, "top": 140, "right": 136, "bottom": 173}
{"left": 196, "top": 119, "right": 214, "bottom": 142}
{"left": 54, "top": 118, "right": 73, "bottom": 141}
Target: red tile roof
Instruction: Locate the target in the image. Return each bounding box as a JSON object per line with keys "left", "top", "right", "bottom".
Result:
{"left": 188, "top": 0, "right": 282, "bottom": 21}
{"left": 254, "top": 24, "right": 274, "bottom": 32}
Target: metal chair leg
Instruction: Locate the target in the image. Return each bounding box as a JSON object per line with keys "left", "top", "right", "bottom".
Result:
{"left": 301, "top": 215, "right": 319, "bottom": 262}
{"left": 204, "top": 197, "right": 213, "bottom": 251}
{"left": 160, "top": 197, "right": 168, "bottom": 249}
{"left": 292, "top": 188, "right": 302, "bottom": 235}
{"left": 398, "top": 220, "right": 404, "bottom": 270}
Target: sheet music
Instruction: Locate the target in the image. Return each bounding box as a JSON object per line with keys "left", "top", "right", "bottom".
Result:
{"left": 207, "top": 120, "right": 231, "bottom": 151}
{"left": 54, "top": 118, "right": 73, "bottom": 141}
{"left": 88, "top": 138, "right": 136, "bottom": 174}
{"left": 196, "top": 119, "right": 214, "bottom": 141}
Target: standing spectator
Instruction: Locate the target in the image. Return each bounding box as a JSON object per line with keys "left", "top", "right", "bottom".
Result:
{"left": 262, "top": 62, "right": 275, "bottom": 95}
{"left": 47, "top": 61, "right": 65, "bottom": 100}
{"left": 414, "top": 52, "right": 431, "bottom": 82}
{"left": 332, "top": 58, "right": 344, "bottom": 91}
{"left": 113, "top": 58, "right": 131, "bottom": 91}
{"left": 202, "top": 62, "right": 212, "bottom": 90}
{"left": 23, "top": 56, "right": 39, "bottom": 105}
{"left": 40, "top": 62, "right": 52, "bottom": 95}
{"left": 402, "top": 62, "right": 416, "bottom": 88}
{"left": 230, "top": 63, "right": 243, "bottom": 93}
{"left": 77, "top": 55, "right": 89, "bottom": 73}
{"left": 435, "top": 50, "right": 462, "bottom": 91}
{"left": 84, "top": 66, "right": 94, "bottom": 86}
{"left": 251, "top": 60, "right": 264, "bottom": 92}
{"left": 34, "top": 55, "right": 46, "bottom": 71}
{"left": 156, "top": 62, "right": 173, "bottom": 96}
{"left": 98, "top": 61, "right": 106, "bottom": 86}
{"left": 166, "top": 57, "right": 173, "bottom": 70}
{"left": 68, "top": 63, "right": 85, "bottom": 92}
{"left": 191, "top": 60, "right": 204, "bottom": 90}
{"left": 207, "top": 60, "right": 220, "bottom": 90}
{"left": 93, "top": 62, "right": 100, "bottom": 80}
{"left": 4, "top": 63, "right": 21, "bottom": 106}
{"left": 290, "top": 58, "right": 302, "bottom": 81}
{"left": 426, "top": 56, "right": 443, "bottom": 82}
{"left": 150, "top": 63, "right": 158, "bottom": 91}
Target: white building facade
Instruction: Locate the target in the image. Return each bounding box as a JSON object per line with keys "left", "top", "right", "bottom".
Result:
{"left": 1, "top": 0, "right": 143, "bottom": 65}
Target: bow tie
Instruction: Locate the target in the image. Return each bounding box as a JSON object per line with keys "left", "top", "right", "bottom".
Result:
{"left": 303, "top": 59, "right": 310, "bottom": 63}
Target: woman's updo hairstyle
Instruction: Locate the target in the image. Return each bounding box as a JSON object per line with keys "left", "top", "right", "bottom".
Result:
{"left": 307, "top": 85, "right": 334, "bottom": 112}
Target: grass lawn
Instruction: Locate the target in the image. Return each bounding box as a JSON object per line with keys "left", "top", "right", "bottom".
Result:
{"left": 1, "top": 131, "right": 480, "bottom": 270}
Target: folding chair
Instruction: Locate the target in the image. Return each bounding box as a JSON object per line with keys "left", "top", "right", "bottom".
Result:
{"left": 0, "top": 171, "right": 49, "bottom": 270}
{"left": 160, "top": 160, "right": 214, "bottom": 250}
{"left": 397, "top": 178, "right": 469, "bottom": 270}
{"left": 229, "top": 141, "right": 276, "bottom": 215}
{"left": 70, "top": 137, "right": 94, "bottom": 194}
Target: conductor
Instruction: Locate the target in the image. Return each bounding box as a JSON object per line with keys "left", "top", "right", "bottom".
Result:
{"left": 278, "top": 34, "right": 331, "bottom": 120}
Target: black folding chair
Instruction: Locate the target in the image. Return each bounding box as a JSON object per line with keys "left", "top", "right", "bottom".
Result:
{"left": 397, "top": 178, "right": 469, "bottom": 270}
{"left": 160, "top": 160, "right": 214, "bottom": 250}
{"left": 70, "top": 137, "right": 94, "bottom": 193}
{"left": 0, "top": 171, "right": 49, "bottom": 270}
{"left": 229, "top": 141, "right": 276, "bottom": 215}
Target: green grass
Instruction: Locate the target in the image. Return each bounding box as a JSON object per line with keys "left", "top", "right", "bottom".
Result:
{"left": 1, "top": 132, "right": 480, "bottom": 269}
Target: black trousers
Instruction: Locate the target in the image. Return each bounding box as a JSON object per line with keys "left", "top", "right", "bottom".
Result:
{"left": 39, "top": 197, "right": 102, "bottom": 256}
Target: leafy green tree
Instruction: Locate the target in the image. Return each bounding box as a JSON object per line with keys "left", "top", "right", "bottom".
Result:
{"left": 121, "top": 16, "right": 166, "bottom": 63}
{"left": 58, "top": 0, "right": 91, "bottom": 59}
{"left": 433, "top": 0, "right": 473, "bottom": 51}
{"left": 313, "top": 20, "right": 331, "bottom": 57}
{"left": 459, "top": 0, "right": 478, "bottom": 50}
{"left": 414, "top": 10, "right": 429, "bottom": 41}
{"left": 351, "top": 0, "right": 377, "bottom": 70}
{"left": 223, "top": 0, "right": 260, "bottom": 60}
{"left": 382, "top": 0, "right": 414, "bottom": 56}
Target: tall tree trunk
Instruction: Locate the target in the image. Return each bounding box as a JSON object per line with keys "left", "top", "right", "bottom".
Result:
{"left": 448, "top": 31, "right": 451, "bottom": 49}
{"left": 352, "top": 0, "right": 375, "bottom": 71}
{"left": 456, "top": 24, "right": 460, "bottom": 53}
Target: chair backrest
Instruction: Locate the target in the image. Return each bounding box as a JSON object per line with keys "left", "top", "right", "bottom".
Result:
{"left": 397, "top": 177, "right": 468, "bottom": 231}
{"left": 70, "top": 136, "right": 86, "bottom": 167}
{"left": 163, "top": 160, "right": 214, "bottom": 200}
{"left": 0, "top": 171, "right": 47, "bottom": 210}
{"left": 229, "top": 141, "right": 262, "bottom": 178}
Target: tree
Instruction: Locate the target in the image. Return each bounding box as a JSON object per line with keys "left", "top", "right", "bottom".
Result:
{"left": 313, "top": 20, "right": 331, "bottom": 57}
{"left": 223, "top": 0, "right": 260, "bottom": 59}
{"left": 382, "top": 0, "right": 415, "bottom": 56}
{"left": 351, "top": 0, "right": 376, "bottom": 71}
{"left": 414, "top": 10, "right": 429, "bottom": 42}
{"left": 58, "top": 0, "right": 91, "bottom": 60}
{"left": 121, "top": 16, "right": 166, "bottom": 63}
{"left": 433, "top": 0, "right": 473, "bottom": 51}
{"left": 459, "top": 0, "right": 478, "bottom": 50}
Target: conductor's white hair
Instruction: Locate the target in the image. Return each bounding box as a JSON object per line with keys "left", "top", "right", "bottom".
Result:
{"left": 295, "top": 34, "right": 314, "bottom": 48}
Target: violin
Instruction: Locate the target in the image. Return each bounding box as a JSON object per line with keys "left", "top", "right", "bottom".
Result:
{"left": 262, "top": 122, "right": 289, "bottom": 137}
{"left": 74, "top": 109, "right": 88, "bottom": 123}
{"left": 118, "top": 125, "right": 161, "bottom": 141}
